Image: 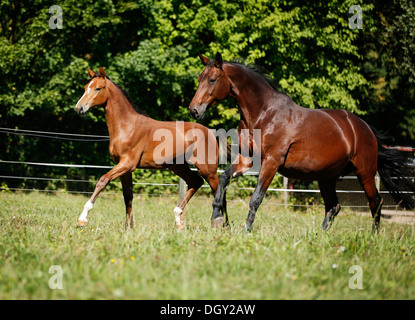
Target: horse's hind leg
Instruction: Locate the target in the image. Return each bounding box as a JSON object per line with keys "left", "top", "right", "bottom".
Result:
{"left": 212, "top": 154, "right": 253, "bottom": 228}
{"left": 120, "top": 172, "right": 134, "bottom": 229}
{"left": 197, "top": 164, "right": 230, "bottom": 227}
{"left": 318, "top": 178, "right": 341, "bottom": 230}
{"left": 356, "top": 173, "right": 383, "bottom": 231}
{"left": 169, "top": 165, "right": 204, "bottom": 230}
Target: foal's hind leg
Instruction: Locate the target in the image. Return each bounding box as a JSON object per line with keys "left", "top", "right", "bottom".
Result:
{"left": 169, "top": 165, "right": 204, "bottom": 230}
{"left": 318, "top": 179, "right": 341, "bottom": 230}
{"left": 120, "top": 172, "right": 134, "bottom": 229}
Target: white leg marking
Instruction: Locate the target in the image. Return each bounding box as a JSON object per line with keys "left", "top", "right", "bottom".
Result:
{"left": 78, "top": 200, "right": 94, "bottom": 222}
{"left": 174, "top": 206, "right": 183, "bottom": 225}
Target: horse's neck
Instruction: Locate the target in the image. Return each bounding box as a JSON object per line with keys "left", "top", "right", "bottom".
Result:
{"left": 227, "top": 64, "right": 279, "bottom": 128}
{"left": 104, "top": 83, "right": 143, "bottom": 139}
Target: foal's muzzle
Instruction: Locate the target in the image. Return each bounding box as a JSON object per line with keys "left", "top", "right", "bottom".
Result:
{"left": 77, "top": 106, "right": 85, "bottom": 115}
{"left": 76, "top": 104, "right": 90, "bottom": 116}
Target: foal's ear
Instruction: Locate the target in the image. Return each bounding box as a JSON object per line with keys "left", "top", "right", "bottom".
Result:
{"left": 214, "top": 52, "right": 223, "bottom": 70}
{"left": 87, "top": 68, "right": 96, "bottom": 79}
{"left": 199, "top": 54, "right": 210, "bottom": 66}
{"left": 99, "top": 67, "right": 106, "bottom": 79}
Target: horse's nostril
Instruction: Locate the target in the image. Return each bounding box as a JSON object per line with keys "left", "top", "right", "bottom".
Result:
{"left": 192, "top": 108, "right": 199, "bottom": 119}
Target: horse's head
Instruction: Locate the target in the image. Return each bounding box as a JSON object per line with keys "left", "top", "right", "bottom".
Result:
{"left": 76, "top": 67, "right": 108, "bottom": 115}
{"left": 189, "top": 52, "right": 231, "bottom": 120}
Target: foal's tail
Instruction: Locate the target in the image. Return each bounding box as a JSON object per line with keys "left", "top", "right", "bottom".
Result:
{"left": 372, "top": 127, "right": 415, "bottom": 209}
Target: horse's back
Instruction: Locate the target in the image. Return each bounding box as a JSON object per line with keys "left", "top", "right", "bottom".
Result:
{"left": 279, "top": 108, "right": 376, "bottom": 180}
{"left": 330, "top": 110, "right": 378, "bottom": 174}
{"left": 320, "top": 109, "right": 377, "bottom": 158}
{"left": 308, "top": 108, "right": 377, "bottom": 156}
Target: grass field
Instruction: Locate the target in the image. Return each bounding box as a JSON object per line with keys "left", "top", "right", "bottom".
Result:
{"left": 1, "top": 191, "right": 414, "bottom": 300}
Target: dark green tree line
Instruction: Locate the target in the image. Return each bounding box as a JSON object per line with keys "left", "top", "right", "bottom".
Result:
{"left": 0, "top": 0, "right": 413, "bottom": 190}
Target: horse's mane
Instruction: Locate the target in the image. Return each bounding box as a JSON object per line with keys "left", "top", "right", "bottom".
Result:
{"left": 227, "top": 58, "right": 286, "bottom": 95}
{"left": 91, "top": 73, "right": 149, "bottom": 117}
{"left": 109, "top": 79, "right": 150, "bottom": 117}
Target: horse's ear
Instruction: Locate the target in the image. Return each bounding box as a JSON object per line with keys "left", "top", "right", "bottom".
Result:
{"left": 99, "top": 67, "right": 106, "bottom": 79}
{"left": 214, "top": 52, "right": 223, "bottom": 70}
{"left": 199, "top": 54, "right": 210, "bottom": 66}
{"left": 87, "top": 68, "right": 95, "bottom": 79}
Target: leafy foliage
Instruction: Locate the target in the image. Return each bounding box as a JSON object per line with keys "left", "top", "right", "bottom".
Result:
{"left": 0, "top": 0, "right": 413, "bottom": 191}
{"left": 359, "top": 0, "right": 415, "bottom": 143}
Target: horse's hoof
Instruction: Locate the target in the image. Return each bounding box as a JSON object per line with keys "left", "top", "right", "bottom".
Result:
{"left": 244, "top": 223, "right": 253, "bottom": 233}
{"left": 322, "top": 218, "right": 330, "bottom": 231}
{"left": 77, "top": 220, "right": 86, "bottom": 228}
{"left": 175, "top": 222, "right": 185, "bottom": 231}
{"left": 211, "top": 216, "right": 225, "bottom": 228}
{"left": 322, "top": 212, "right": 336, "bottom": 231}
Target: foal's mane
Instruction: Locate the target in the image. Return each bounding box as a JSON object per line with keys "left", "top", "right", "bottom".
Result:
{"left": 91, "top": 73, "right": 149, "bottom": 117}
{"left": 226, "top": 58, "right": 286, "bottom": 95}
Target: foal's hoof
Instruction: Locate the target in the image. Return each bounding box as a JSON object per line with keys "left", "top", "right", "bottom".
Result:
{"left": 77, "top": 220, "right": 87, "bottom": 228}
{"left": 211, "top": 216, "right": 225, "bottom": 228}
{"left": 175, "top": 222, "right": 185, "bottom": 231}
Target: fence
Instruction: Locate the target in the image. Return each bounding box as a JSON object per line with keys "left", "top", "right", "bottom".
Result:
{"left": 1, "top": 127, "right": 414, "bottom": 210}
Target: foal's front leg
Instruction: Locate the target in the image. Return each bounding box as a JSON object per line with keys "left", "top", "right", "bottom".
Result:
{"left": 77, "top": 161, "right": 132, "bottom": 227}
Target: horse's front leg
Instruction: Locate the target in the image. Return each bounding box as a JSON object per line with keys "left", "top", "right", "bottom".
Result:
{"left": 245, "top": 158, "right": 279, "bottom": 232}
{"left": 77, "top": 161, "right": 132, "bottom": 227}
{"left": 211, "top": 154, "right": 252, "bottom": 227}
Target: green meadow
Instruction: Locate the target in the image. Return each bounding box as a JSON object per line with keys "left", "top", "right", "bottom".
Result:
{"left": 1, "top": 191, "right": 414, "bottom": 299}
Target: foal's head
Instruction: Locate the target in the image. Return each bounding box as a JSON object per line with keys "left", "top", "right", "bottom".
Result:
{"left": 76, "top": 67, "right": 108, "bottom": 115}
{"left": 189, "top": 52, "right": 231, "bottom": 120}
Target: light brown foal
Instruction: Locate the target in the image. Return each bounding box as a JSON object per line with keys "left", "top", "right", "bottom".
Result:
{"left": 75, "top": 67, "right": 220, "bottom": 229}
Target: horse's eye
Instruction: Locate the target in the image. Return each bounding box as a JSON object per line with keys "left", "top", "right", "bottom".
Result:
{"left": 209, "top": 78, "right": 216, "bottom": 85}
{"left": 95, "top": 88, "right": 102, "bottom": 91}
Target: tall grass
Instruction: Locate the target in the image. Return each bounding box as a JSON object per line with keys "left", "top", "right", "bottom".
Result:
{"left": 0, "top": 192, "right": 414, "bottom": 299}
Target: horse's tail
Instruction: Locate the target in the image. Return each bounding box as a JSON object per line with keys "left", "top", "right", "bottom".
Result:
{"left": 372, "top": 127, "right": 415, "bottom": 209}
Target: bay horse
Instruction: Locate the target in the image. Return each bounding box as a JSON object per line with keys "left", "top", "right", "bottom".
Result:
{"left": 75, "top": 67, "right": 223, "bottom": 229}
{"left": 189, "top": 52, "right": 415, "bottom": 232}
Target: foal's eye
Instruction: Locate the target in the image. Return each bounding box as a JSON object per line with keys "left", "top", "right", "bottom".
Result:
{"left": 95, "top": 88, "right": 102, "bottom": 91}
{"left": 209, "top": 78, "right": 216, "bottom": 85}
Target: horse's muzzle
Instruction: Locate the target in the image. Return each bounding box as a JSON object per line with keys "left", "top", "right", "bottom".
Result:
{"left": 76, "top": 105, "right": 88, "bottom": 116}
{"left": 189, "top": 103, "right": 207, "bottom": 120}
{"left": 77, "top": 106, "right": 84, "bottom": 115}
{"left": 190, "top": 107, "right": 201, "bottom": 120}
